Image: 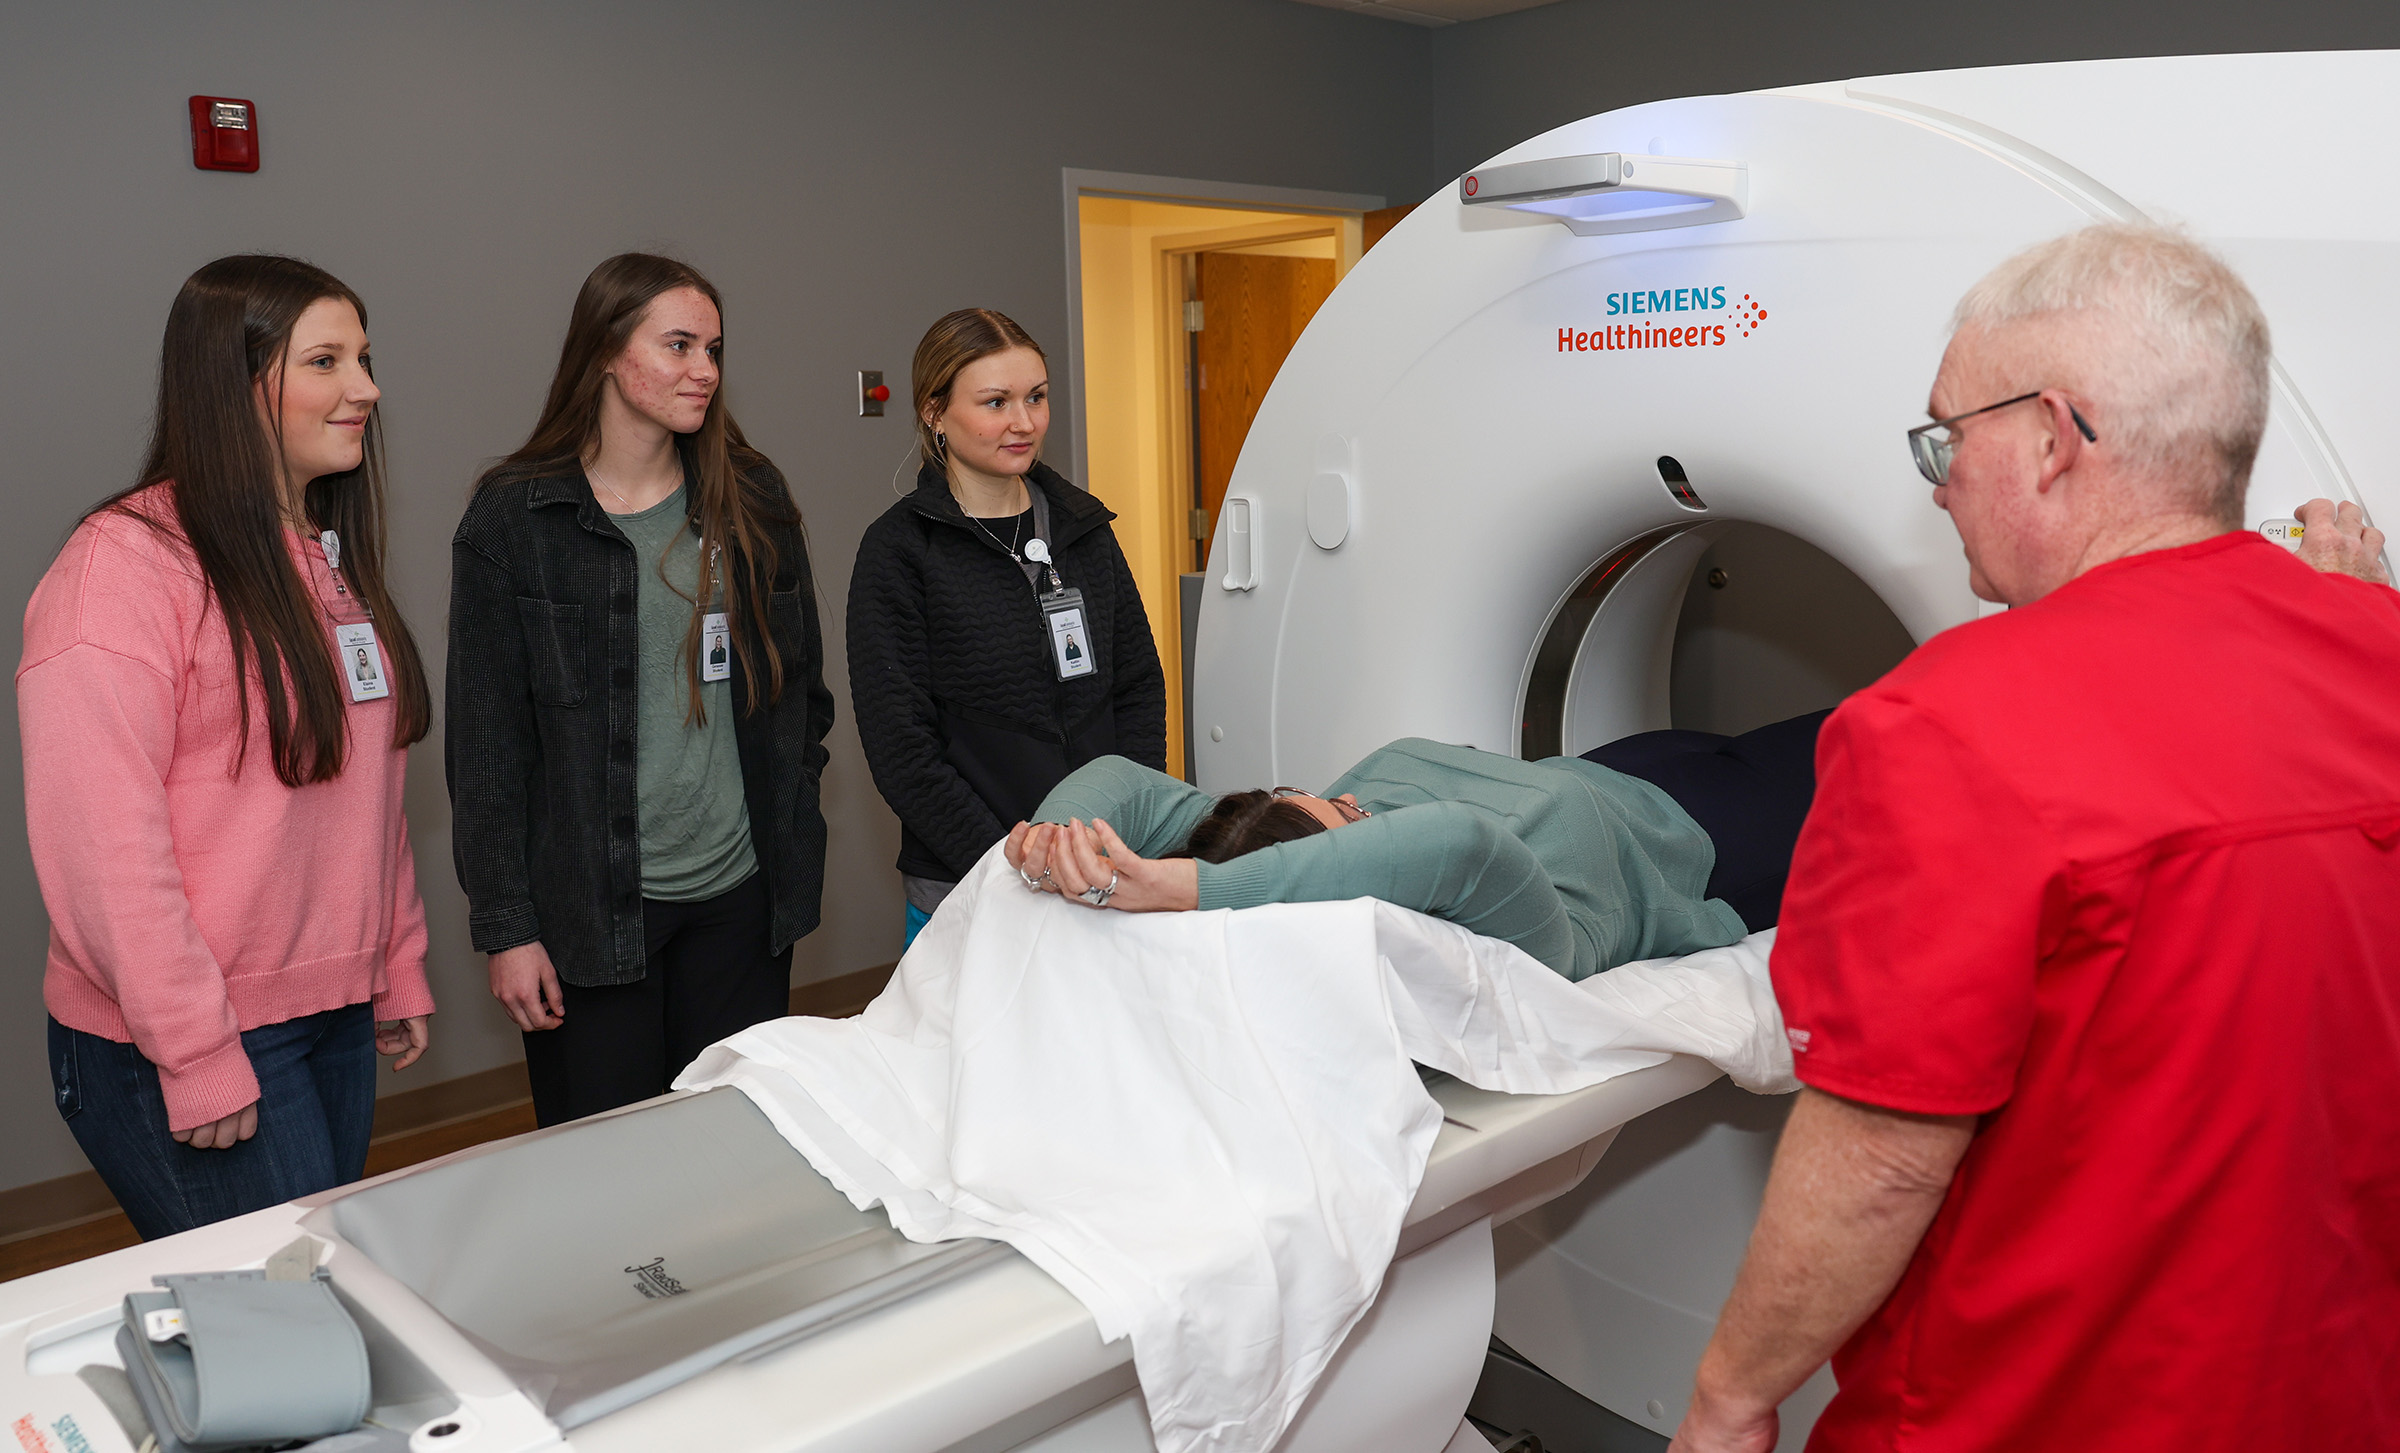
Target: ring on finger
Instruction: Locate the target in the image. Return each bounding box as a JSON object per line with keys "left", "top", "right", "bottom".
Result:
{"left": 1079, "top": 870, "right": 1122, "bottom": 908}
{"left": 1019, "top": 865, "right": 1053, "bottom": 891}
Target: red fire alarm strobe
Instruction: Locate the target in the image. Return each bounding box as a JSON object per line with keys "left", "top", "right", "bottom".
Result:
{"left": 189, "top": 96, "right": 259, "bottom": 173}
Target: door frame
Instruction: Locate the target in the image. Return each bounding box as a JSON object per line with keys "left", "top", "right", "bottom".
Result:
{"left": 1162, "top": 221, "right": 1350, "bottom": 571}
{"left": 1058, "top": 169, "right": 1382, "bottom": 488}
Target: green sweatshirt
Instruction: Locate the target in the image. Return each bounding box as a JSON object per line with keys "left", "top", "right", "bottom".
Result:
{"left": 1033, "top": 739, "right": 1747, "bottom": 981}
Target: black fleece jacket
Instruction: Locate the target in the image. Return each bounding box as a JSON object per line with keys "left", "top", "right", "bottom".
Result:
{"left": 848, "top": 462, "right": 1167, "bottom": 881}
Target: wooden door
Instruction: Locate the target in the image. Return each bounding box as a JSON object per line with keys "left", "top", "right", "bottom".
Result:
{"left": 1193, "top": 251, "right": 1337, "bottom": 564}
{"left": 1362, "top": 202, "right": 1415, "bottom": 253}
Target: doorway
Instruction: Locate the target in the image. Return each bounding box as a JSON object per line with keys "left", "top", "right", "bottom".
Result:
{"left": 1067, "top": 176, "right": 1379, "bottom": 777}
{"left": 1189, "top": 239, "right": 1339, "bottom": 570}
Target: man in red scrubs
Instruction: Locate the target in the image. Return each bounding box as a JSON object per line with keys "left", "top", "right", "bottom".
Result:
{"left": 1669, "top": 224, "right": 2400, "bottom": 1453}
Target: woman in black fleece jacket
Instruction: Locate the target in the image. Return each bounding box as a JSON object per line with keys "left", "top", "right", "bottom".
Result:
{"left": 848, "top": 309, "right": 1166, "bottom": 943}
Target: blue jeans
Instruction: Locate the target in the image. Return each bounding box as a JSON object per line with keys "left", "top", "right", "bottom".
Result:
{"left": 48, "top": 1004, "right": 378, "bottom": 1240}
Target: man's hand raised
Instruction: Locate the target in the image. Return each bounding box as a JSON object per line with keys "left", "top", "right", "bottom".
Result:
{"left": 2294, "top": 498, "right": 2389, "bottom": 585}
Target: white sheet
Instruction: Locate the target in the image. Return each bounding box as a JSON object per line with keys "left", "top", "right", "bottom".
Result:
{"left": 676, "top": 848, "right": 1794, "bottom": 1453}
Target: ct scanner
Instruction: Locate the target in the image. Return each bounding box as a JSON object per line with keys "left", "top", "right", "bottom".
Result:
{"left": 3, "top": 49, "right": 2394, "bottom": 1453}
{"left": 1189, "top": 47, "right": 2395, "bottom": 1447}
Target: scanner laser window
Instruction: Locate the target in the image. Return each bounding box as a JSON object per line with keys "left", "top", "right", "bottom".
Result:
{"left": 1656, "top": 456, "right": 1706, "bottom": 511}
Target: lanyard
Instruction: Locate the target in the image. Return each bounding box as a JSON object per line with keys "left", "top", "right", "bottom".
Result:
{"left": 318, "top": 530, "right": 390, "bottom": 703}
{"left": 317, "top": 530, "right": 374, "bottom": 616}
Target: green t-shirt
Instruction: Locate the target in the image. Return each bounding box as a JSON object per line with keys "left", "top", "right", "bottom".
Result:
{"left": 612, "top": 486, "right": 756, "bottom": 901}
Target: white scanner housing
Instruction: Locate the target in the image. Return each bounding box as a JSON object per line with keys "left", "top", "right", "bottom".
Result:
{"left": 1193, "top": 51, "right": 2392, "bottom": 795}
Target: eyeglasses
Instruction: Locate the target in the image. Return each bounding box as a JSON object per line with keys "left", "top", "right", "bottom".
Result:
{"left": 1906, "top": 390, "right": 2098, "bottom": 486}
{"left": 1272, "top": 787, "right": 1370, "bottom": 823}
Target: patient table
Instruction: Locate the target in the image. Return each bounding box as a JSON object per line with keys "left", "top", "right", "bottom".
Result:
{"left": 1, "top": 1051, "right": 1717, "bottom": 1452}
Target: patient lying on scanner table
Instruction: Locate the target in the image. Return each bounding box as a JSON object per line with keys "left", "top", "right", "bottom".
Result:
{"left": 1009, "top": 711, "right": 1827, "bottom": 982}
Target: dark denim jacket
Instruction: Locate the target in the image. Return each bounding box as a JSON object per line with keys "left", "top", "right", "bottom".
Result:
{"left": 445, "top": 464, "right": 834, "bottom": 986}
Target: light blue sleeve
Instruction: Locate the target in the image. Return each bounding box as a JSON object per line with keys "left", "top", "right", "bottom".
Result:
{"left": 1193, "top": 801, "right": 1578, "bottom": 977}
{"left": 1030, "top": 756, "right": 1218, "bottom": 859}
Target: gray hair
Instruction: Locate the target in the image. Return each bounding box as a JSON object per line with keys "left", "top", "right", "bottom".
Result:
{"left": 1952, "top": 224, "right": 2270, "bottom": 523}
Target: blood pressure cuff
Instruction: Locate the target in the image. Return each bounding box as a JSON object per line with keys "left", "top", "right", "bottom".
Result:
{"left": 117, "top": 1269, "right": 370, "bottom": 1452}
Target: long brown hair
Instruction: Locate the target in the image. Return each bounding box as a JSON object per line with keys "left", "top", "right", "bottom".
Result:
{"left": 87, "top": 254, "right": 430, "bottom": 786}
{"left": 481, "top": 253, "right": 794, "bottom": 722}
{"left": 910, "top": 308, "right": 1047, "bottom": 465}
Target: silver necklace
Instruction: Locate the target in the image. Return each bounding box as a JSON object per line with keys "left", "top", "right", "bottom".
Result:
{"left": 968, "top": 508, "right": 1026, "bottom": 562}
{"left": 586, "top": 463, "right": 650, "bottom": 512}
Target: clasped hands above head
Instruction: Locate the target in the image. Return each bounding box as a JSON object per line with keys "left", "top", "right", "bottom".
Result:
{"left": 1004, "top": 818, "right": 1199, "bottom": 913}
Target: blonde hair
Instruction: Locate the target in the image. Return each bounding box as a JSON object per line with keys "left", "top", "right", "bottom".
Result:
{"left": 910, "top": 308, "right": 1047, "bottom": 465}
{"left": 1953, "top": 224, "right": 2270, "bottom": 524}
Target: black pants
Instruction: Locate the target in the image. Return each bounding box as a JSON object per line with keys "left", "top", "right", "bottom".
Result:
{"left": 523, "top": 870, "right": 793, "bottom": 1127}
{"left": 1582, "top": 710, "right": 1832, "bottom": 935}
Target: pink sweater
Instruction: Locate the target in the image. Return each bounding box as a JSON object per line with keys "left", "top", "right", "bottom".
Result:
{"left": 19, "top": 488, "right": 433, "bottom": 1131}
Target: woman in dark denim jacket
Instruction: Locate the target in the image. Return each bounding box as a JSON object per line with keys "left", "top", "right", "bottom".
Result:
{"left": 447, "top": 254, "right": 833, "bottom": 1126}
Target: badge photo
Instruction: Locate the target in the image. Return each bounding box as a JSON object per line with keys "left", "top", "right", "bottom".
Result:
{"left": 702, "top": 611, "right": 731, "bottom": 683}
{"left": 1045, "top": 602, "right": 1095, "bottom": 680}
{"left": 335, "top": 622, "right": 390, "bottom": 703}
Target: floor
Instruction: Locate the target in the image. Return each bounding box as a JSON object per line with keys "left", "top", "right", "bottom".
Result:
{"left": 1470, "top": 1338, "right": 1671, "bottom": 1452}
{"left": 0, "top": 1101, "right": 539, "bottom": 1283}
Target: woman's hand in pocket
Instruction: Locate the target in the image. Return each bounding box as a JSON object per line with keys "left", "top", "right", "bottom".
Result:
{"left": 174, "top": 1101, "right": 258, "bottom": 1151}
{"left": 490, "top": 943, "right": 566, "bottom": 1031}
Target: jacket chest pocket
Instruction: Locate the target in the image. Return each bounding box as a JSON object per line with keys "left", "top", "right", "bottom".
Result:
{"left": 515, "top": 597, "right": 587, "bottom": 706}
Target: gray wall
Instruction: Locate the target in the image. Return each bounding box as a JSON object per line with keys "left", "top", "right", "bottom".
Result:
{"left": 1420, "top": 0, "right": 2400, "bottom": 186}
{"left": 0, "top": 0, "right": 1429, "bottom": 1194}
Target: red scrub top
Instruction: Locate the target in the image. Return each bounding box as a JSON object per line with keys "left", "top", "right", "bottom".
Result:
{"left": 1773, "top": 531, "right": 2400, "bottom": 1453}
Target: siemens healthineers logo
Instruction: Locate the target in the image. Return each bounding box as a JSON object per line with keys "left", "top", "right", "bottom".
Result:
{"left": 1558, "top": 286, "right": 1768, "bottom": 353}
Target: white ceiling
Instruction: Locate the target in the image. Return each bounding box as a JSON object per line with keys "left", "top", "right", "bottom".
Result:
{"left": 1287, "top": 0, "right": 1565, "bottom": 27}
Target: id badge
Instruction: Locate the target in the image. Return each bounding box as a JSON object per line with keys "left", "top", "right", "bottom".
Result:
{"left": 1040, "top": 587, "right": 1095, "bottom": 681}
{"left": 701, "top": 612, "right": 731, "bottom": 682}
{"left": 335, "top": 622, "right": 390, "bottom": 703}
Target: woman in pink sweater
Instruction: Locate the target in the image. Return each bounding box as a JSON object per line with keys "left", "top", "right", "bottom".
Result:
{"left": 20, "top": 255, "right": 437, "bottom": 1238}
